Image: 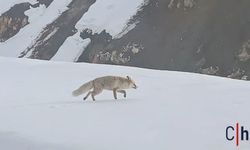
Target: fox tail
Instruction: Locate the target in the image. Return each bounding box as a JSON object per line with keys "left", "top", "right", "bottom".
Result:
{"left": 72, "top": 81, "right": 93, "bottom": 97}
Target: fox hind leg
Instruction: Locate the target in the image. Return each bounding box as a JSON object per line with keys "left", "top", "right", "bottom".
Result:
{"left": 91, "top": 87, "right": 103, "bottom": 101}
{"left": 83, "top": 91, "right": 92, "bottom": 100}
{"left": 117, "top": 90, "right": 126, "bottom": 98}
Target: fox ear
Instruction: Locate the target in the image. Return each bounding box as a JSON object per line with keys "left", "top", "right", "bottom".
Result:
{"left": 126, "top": 76, "right": 130, "bottom": 80}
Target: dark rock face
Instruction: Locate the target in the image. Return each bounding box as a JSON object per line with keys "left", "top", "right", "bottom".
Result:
{"left": 19, "top": 0, "right": 96, "bottom": 60}
{"left": 78, "top": 29, "right": 113, "bottom": 63}
{"left": 0, "top": 3, "right": 30, "bottom": 42}
{"left": 0, "top": 1, "right": 54, "bottom": 42}
{"left": 78, "top": 0, "right": 250, "bottom": 80}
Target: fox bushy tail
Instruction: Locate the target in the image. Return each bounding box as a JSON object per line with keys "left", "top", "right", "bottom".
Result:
{"left": 72, "top": 81, "right": 93, "bottom": 96}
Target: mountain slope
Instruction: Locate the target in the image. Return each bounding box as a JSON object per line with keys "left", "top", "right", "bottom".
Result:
{"left": 78, "top": 0, "right": 250, "bottom": 80}
{"left": 0, "top": 57, "right": 249, "bottom": 150}
{"left": 0, "top": 0, "right": 250, "bottom": 80}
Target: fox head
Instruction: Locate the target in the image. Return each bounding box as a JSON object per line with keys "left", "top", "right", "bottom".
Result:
{"left": 126, "top": 76, "right": 137, "bottom": 89}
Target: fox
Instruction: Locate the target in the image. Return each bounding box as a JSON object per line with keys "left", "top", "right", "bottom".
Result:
{"left": 72, "top": 76, "right": 137, "bottom": 101}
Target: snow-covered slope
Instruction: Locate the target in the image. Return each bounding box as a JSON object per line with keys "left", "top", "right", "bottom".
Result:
{"left": 52, "top": 0, "right": 147, "bottom": 61}
{"left": 0, "top": 0, "right": 73, "bottom": 57}
{"left": 0, "top": 56, "right": 249, "bottom": 150}
{"left": 0, "top": 0, "right": 147, "bottom": 60}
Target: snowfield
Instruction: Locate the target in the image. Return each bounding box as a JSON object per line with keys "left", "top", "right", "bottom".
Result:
{"left": 0, "top": 57, "right": 250, "bottom": 150}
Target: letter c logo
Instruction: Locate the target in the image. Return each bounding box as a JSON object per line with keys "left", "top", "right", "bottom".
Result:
{"left": 226, "top": 126, "right": 235, "bottom": 141}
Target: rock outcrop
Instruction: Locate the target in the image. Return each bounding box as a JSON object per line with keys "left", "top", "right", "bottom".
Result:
{"left": 78, "top": 0, "right": 250, "bottom": 80}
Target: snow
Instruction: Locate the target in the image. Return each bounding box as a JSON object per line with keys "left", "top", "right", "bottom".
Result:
{"left": 0, "top": 0, "right": 72, "bottom": 57}
{"left": 51, "top": 35, "right": 91, "bottom": 62}
{"left": 77, "top": 0, "right": 147, "bottom": 37}
{"left": 0, "top": 56, "right": 250, "bottom": 150}
{"left": 115, "top": 20, "right": 139, "bottom": 39}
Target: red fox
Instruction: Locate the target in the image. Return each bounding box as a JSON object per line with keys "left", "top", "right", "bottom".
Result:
{"left": 72, "top": 76, "right": 137, "bottom": 101}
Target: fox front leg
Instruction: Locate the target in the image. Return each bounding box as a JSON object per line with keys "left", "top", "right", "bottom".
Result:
{"left": 117, "top": 90, "right": 126, "bottom": 98}
{"left": 113, "top": 89, "right": 117, "bottom": 100}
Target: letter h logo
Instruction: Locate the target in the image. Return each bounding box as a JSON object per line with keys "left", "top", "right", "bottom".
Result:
{"left": 226, "top": 123, "right": 249, "bottom": 146}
